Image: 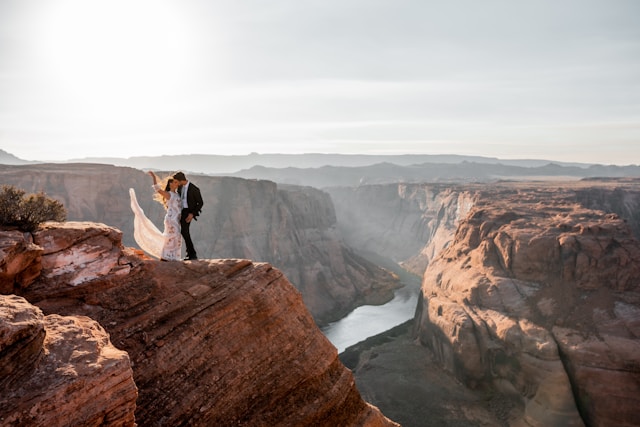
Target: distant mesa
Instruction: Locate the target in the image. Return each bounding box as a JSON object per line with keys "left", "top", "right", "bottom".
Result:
{"left": 0, "top": 149, "right": 37, "bottom": 165}
{"left": 1, "top": 149, "right": 623, "bottom": 175}
{"left": 59, "top": 153, "right": 640, "bottom": 186}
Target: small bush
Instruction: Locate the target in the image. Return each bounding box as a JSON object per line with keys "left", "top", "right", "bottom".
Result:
{"left": 0, "top": 185, "right": 67, "bottom": 232}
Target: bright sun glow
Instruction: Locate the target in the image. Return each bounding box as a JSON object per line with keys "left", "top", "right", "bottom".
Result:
{"left": 34, "top": 0, "right": 199, "bottom": 117}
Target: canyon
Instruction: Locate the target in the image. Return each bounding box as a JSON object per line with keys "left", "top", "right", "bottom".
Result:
{"left": 333, "top": 179, "right": 640, "bottom": 426}
{"left": 2, "top": 159, "right": 640, "bottom": 426}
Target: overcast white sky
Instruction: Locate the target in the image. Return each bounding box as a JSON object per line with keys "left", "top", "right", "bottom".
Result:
{"left": 1, "top": 0, "right": 639, "bottom": 164}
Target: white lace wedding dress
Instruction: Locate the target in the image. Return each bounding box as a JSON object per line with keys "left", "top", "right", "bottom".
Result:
{"left": 129, "top": 188, "right": 182, "bottom": 261}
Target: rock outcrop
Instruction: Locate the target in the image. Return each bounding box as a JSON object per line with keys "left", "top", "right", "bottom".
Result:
{"left": 1, "top": 294, "right": 137, "bottom": 426}
{"left": 0, "top": 222, "right": 398, "bottom": 426}
{"left": 0, "top": 230, "right": 42, "bottom": 294}
{"left": 0, "top": 164, "right": 399, "bottom": 324}
{"left": 414, "top": 183, "right": 640, "bottom": 426}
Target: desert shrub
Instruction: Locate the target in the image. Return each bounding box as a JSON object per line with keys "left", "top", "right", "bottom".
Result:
{"left": 0, "top": 185, "right": 67, "bottom": 232}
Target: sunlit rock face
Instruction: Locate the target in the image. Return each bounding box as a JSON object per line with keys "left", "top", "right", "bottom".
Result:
{"left": 34, "top": 221, "right": 130, "bottom": 287}
{"left": 0, "top": 230, "right": 42, "bottom": 293}
{"left": 414, "top": 182, "right": 640, "bottom": 427}
{"left": 0, "top": 164, "right": 399, "bottom": 325}
{"left": 0, "top": 222, "right": 399, "bottom": 426}
{"left": 0, "top": 294, "right": 138, "bottom": 426}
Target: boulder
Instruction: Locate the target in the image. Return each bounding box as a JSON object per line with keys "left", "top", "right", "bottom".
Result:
{"left": 0, "top": 230, "right": 42, "bottom": 293}
{"left": 0, "top": 294, "right": 137, "bottom": 426}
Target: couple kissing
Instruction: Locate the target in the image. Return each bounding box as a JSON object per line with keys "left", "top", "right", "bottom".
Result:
{"left": 129, "top": 171, "right": 203, "bottom": 261}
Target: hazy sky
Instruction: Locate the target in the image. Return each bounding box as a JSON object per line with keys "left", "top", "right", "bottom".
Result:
{"left": 1, "top": 0, "right": 639, "bottom": 164}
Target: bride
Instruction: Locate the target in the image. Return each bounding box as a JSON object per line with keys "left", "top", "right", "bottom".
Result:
{"left": 129, "top": 171, "right": 182, "bottom": 261}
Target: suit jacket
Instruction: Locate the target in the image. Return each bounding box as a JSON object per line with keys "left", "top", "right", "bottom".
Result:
{"left": 180, "top": 182, "right": 204, "bottom": 218}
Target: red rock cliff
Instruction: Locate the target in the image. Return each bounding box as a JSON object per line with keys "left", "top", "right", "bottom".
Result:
{"left": 414, "top": 182, "right": 640, "bottom": 427}
{"left": 1, "top": 222, "right": 398, "bottom": 426}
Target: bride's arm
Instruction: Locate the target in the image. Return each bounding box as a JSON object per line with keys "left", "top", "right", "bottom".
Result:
{"left": 148, "top": 171, "right": 171, "bottom": 200}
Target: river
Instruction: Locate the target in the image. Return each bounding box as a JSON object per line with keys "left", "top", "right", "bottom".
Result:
{"left": 321, "top": 258, "right": 422, "bottom": 353}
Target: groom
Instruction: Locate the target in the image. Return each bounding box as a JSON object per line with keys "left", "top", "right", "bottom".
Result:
{"left": 173, "top": 172, "right": 203, "bottom": 260}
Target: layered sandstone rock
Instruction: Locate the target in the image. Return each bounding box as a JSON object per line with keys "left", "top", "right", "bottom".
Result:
{"left": 1, "top": 222, "right": 398, "bottom": 426}
{"left": 0, "top": 230, "right": 42, "bottom": 293}
{"left": 414, "top": 185, "right": 640, "bottom": 426}
{"left": 0, "top": 164, "right": 399, "bottom": 324}
{"left": 0, "top": 294, "right": 137, "bottom": 426}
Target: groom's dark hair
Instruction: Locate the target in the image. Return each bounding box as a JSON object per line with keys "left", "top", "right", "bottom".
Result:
{"left": 173, "top": 172, "right": 187, "bottom": 181}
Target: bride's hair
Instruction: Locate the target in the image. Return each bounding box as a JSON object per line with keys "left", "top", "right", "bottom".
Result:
{"left": 151, "top": 173, "right": 174, "bottom": 209}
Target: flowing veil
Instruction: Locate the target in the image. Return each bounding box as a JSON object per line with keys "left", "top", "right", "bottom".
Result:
{"left": 129, "top": 188, "right": 164, "bottom": 259}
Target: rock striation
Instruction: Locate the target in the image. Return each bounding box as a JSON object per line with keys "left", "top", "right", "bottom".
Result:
{"left": 414, "top": 183, "right": 640, "bottom": 426}
{"left": 1, "top": 294, "right": 137, "bottom": 426}
{"left": 0, "top": 163, "right": 399, "bottom": 324}
{"left": 0, "top": 221, "right": 398, "bottom": 426}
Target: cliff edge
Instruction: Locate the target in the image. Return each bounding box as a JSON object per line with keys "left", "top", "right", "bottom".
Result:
{"left": 0, "top": 222, "right": 398, "bottom": 426}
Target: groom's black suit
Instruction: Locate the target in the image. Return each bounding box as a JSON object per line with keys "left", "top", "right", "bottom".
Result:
{"left": 179, "top": 182, "right": 203, "bottom": 259}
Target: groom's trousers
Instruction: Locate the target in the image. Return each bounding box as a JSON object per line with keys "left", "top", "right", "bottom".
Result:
{"left": 180, "top": 208, "right": 197, "bottom": 259}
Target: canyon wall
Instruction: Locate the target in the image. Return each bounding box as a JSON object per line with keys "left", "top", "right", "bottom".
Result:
{"left": 327, "top": 183, "right": 475, "bottom": 276}
{"left": 0, "top": 164, "right": 398, "bottom": 324}
{"left": 328, "top": 180, "right": 640, "bottom": 426}
{"left": 195, "top": 179, "right": 398, "bottom": 323}
{"left": 328, "top": 179, "right": 640, "bottom": 276}
{"left": 413, "top": 182, "right": 640, "bottom": 426}
{"left": 572, "top": 178, "right": 640, "bottom": 239}
{"left": 0, "top": 221, "right": 398, "bottom": 426}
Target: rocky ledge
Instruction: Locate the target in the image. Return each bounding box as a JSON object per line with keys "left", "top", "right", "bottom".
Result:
{"left": 0, "top": 222, "right": 398, "bottom": 426}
